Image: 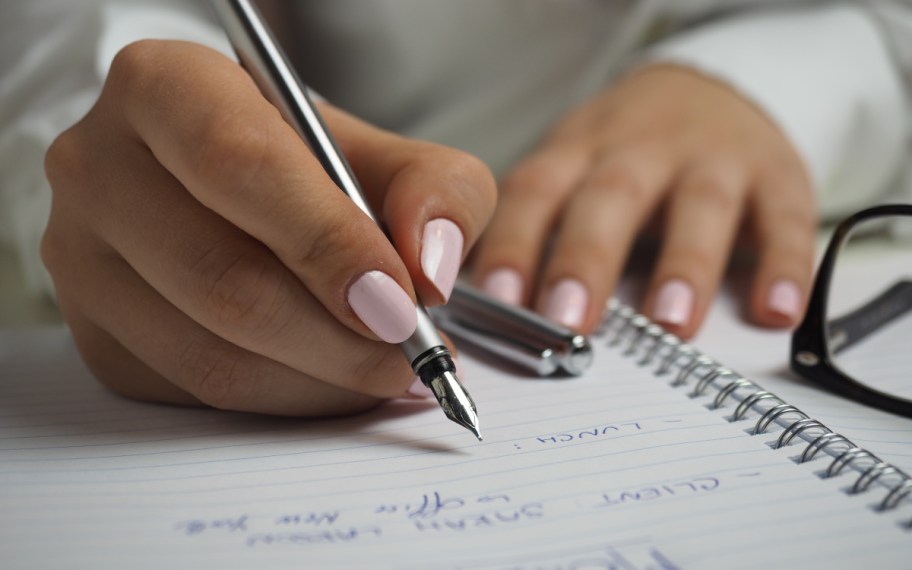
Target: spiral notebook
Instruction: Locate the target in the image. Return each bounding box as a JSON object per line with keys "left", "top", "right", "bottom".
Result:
{"left": 2, "top": 302, "right": 911, "bottom": 570}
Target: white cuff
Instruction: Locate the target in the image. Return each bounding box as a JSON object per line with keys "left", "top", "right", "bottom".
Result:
{"left": 95, "top": 1, "right": 232, "bottom": 75}
{"left": 646, "top": 3, "right": 909, "bottom": 218}
{"left": 0, "top": 1, "right": 232, "bottom": 295}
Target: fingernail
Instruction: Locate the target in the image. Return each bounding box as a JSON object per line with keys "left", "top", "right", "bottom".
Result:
{"left": 767, "top": 279, "right": 802, "bottom": 319}
{"left": 654, "top": 279, "right": 694, "bottom": 327}
{"left": 421, "top": 218, "right": 464, "bottom": 302}
{"left": 543, "top": 278, "right": 588, "bottom": 329}
{"left": 481, "top": 268, "right": 523, "bottom": 305}
{"left": 348, "top": 270, "right": 417, "bottom": 343}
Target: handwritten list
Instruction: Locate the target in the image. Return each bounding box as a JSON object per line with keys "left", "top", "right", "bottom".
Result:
{"left": 1, "top": 327, "right": 910, "bottom": 569}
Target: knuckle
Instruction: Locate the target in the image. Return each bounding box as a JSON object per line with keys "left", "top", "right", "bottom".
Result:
{"left": 179, "top": 340, "right": 255, "bottom": 410}
{"left": 758, "top": 150, "right": 809, "bottom": 182}
{"left": 39, "top": 226, "right": 64, "bottom": 276}
{"left": 681, "top": 175, "right": 740, "bottom": 215}
{"left": 447, "top": 149, "right": 496, "bottom": 190}
{"left": 774, "top": 206, "right": 817, "bottom": 235}
{"left": 666, "top": 246, "right": 718, "bottom": 275}
{"left": 766, "top": 228, "right": 815, "bottom": 263}
{"left": 347, "top": 343, "right": 410, "bottom": 397}
{"left": 503, "top": 156, "right": 571, "bottom": 200}
{"left": 572, "top": 240, "right": 619, "bottom": 269}
{"left": 290, "top": 207, "right": 361, "bottom": 271}
{"left": 757, "top": 205, "right": 817, "bottom": 248}
{"left": 44, "top": 124, "right": 105, "bottom": 211}
{"left": 192, "top": 108, "right": 274, "bottom": 197}
{"left": 421, "top": 146, "right": 498, "bottom": 210}
{"left": 39, "top": 207, "right": 85, "bottom": 282}
{"left": 590, "top": 163, "right": 651, "bottom": 204}
{"left": 107, "top": 40, "right": 169, "bottom": 103}
{"left": 44, "top": 128, "right": 86, "bottom": 190}
{"left": 196, "top": 244, "right": 291, "bottom": 342}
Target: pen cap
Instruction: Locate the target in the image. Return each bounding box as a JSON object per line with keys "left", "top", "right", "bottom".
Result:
{"left": 435, "top": 283, "right": 593, "bottom": 376}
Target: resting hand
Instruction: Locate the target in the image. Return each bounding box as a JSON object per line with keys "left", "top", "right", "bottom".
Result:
{"left": 43, "top": 40, "right": 495, "bottom": 415}
{"left": 473, "top": 65, "right": 816, "bottom": 338}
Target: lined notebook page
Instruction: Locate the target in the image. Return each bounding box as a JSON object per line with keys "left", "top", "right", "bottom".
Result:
{"left": 2, "top": 327, "right": 910, "bottom": 569}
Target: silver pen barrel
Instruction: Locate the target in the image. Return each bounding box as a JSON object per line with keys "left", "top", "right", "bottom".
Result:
{"left": 211, "top": 0, "right": 480, "bottom": 439}
{"left": 433, "top": 283, "right": 593, "bottom": 376}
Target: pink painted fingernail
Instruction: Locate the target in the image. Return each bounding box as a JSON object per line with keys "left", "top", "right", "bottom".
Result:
{"left": 421, "top": 218, "right": 464, "bottom": 302}
{"left": 348, "top": 270, "right": 417, "bottom": 343}
{"left": 481, "top": 268, "right": 523, "bottom": 305}
{"left": 653, "top": 279, "right": 694, "bottom": 327}
{"left": 544, "top": 278, "right": 588, "bottom": 329}
{"left": 767, "top": 279, "right": 802, "bottom": 319}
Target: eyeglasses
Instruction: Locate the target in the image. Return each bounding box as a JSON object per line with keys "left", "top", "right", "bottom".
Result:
{"left": 792, "top": 204, "right": 912, "bottom": 419}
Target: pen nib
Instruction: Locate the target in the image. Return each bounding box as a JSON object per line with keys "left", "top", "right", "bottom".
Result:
{"left": 426, "top": 369, "right": 482, "bottom": 441}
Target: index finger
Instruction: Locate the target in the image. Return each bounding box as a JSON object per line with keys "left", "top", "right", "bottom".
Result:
{"left": 322, "top": 106, "right": 498, "bottom": 306}
{"left": 109, "top": 40, "right": 417, "bottom": 343}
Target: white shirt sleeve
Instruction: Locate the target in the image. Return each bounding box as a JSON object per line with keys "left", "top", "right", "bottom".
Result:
{"left": 0, "top": 0, "right": 231, "bottom": 295}
{"left": 645, "top": 2, "right": 911, "bottom": 221}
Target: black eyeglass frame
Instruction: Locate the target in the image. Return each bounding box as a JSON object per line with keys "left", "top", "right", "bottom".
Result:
{"left": 791, "top": 204, "right": 912, "bottom": 419}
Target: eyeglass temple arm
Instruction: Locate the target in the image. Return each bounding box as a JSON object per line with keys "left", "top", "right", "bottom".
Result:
{"left": 827, "top": 279, "right": 912, "bottom": 354}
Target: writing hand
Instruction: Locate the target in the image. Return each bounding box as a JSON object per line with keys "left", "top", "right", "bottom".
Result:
{"left": 42, "top": 41, "right": 496, "bottom": 415}
{"left": 472, "top": 65, "right": 815, "bottom": 338}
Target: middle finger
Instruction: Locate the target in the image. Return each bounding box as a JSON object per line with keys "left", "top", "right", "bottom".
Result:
{"left": 535, "top": 148, "right": 675, "bottom": 332}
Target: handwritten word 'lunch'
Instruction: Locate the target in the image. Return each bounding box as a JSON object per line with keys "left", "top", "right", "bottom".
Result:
{"left": 535, "top": 421, "right": 644, "bottom": 445}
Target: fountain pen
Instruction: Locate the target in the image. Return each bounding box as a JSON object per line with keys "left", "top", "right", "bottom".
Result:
{"left": 210, "top": 0, "right": 481, "bottom": 440}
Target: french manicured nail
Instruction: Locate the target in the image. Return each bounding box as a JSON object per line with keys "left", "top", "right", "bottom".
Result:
{"left": 544, "top": 278, "right": 588, "bottom": 329}
{"left": 767, "top": 279, "right": 801, "bottom": 319}
{"left": 481, "top": 268, "right": 523, "bottom": 305}
{"left": 421, "top": 218, "right": 464, "bottom": 302}
{"left": 653, "top": 279, "right": 694, "bottom": 327}
{"left": 348, "top": 270, "right": 417, "bottom": 343}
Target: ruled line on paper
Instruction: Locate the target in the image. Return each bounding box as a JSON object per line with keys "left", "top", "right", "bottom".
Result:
{"left": 0, "top": 403, "right": 712, "bottom": 457}
{"left": 2, "top": 419, "right": 747, "bottom": 482}
{"left": 0, "top": 378, "right": 693, "bottom": 453}
{"left": 4, "top": 326, "right": 911, "bottom": 569}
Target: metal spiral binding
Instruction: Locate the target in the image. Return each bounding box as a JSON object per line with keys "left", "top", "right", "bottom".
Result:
{"left": 733, "top": 391, "right": 781, "bottom": 421}
{"left": 669, "top": 351, "right": 705, "bottom": 387}
{"left": 597, "top": 298, "right": 912, "bottom": 519}
{"left": 800, "top": 432, "right": 853, "bottom": 464}
{"left": 607, "top": 306, "right": 637, "bottom": 347}
{"left": 853, "top": 462, "right": 898, "bottom": 495}
{"left": 622, "top": 315, "right": 652, "bottom": 356}
{"left": 633, "top": 324, "right": 665, "bottom": 365}
{"left": 775, "top": 418, "right": 831, "bottom": 449}
{"left": 880, "top": 479, "right": 912, "bottom": 511}
{"left": 638, "top": 330, "right": 676, "bottom": 367}
{"left": 826, "top": 448, "right": 878, "bottom": 479}
{"left": 712, "top": 377, "right": 758, "bottom": 409}
{"left": 754, "top": 404, "right": 807, "bottom": 435}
